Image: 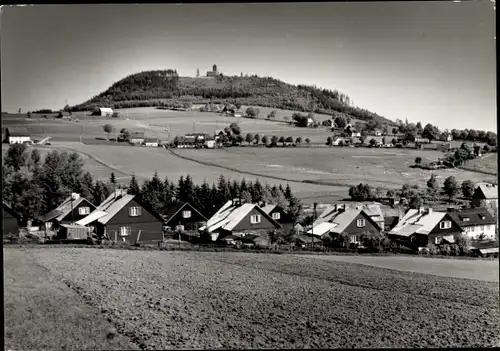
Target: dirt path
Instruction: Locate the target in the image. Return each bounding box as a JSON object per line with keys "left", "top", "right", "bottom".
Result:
{"left": 295, "top": 254, "right": 499, "bottom": 282}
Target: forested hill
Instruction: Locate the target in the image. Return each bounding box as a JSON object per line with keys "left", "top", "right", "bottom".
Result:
{"left": 70, "top": 69, "right": 394, "bottom": 125}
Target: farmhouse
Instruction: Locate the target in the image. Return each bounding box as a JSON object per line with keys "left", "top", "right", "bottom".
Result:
{"left": 471, "top": 184, "right": 498, "bottom": 216}
{"left": 144, "top": 138, "right": 159, "bottom": 147}
{"left": 199, "top": 199, "right": 281, "bottom": 243}
{"left": 307, "top": 204, "right": 382, "bottom": 245}
{"left": 76, "top": 189, "right": 163, "bottom": 244}
{"left": 258, "top": 202, "right": 295, "bottom": 233}
{"left": 36, "top": 193, "right": 96, "bottom": 231}
{"left": 344, "top": 124, "right": 361, "bottom": 137}
{"left": 129, "top": 131, "right": 145, "bottom": 144}
{"left": 97, "top": 107, "right": 114, "bottom": 117}
{"left": 3, "top": 128, "right": 31, "bottom": 144}
{"left": 332, "top": 137, "right": 346, "bottom": 146}
{"left": 388, "top": 207, "right": 463, "bottom": 249}
{"left": 162, "top": 202, "right": 208, "bottom": 232}
{"left": 445, "top": 207, "right": 496, "bottom": 241}
{"left": 3, "top": 202, "right": 21, "bottom": 235}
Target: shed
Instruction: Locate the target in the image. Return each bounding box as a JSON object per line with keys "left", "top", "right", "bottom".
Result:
{"left": 98, "top": 107, "right": 114, "bottom": 117}
{"left": 144, "top": 138, "right": 159, "bottom": 147}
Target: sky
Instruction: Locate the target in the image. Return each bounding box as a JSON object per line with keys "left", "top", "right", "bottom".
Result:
{"left": 1, "top": 2, "right": 496, "bottom": 131}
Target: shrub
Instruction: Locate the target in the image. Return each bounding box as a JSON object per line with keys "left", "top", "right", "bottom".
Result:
{"left": 426, "top": 243, "right": 440, "bottom": 255}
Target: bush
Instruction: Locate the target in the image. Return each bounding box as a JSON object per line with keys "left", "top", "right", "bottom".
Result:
{"left": 426, "top": 243, "right": 440, "bottom": 255}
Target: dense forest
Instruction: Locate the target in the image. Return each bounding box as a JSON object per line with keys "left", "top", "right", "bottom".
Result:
{"left": 70, "top": 70, "right": 394, "bottom": 126}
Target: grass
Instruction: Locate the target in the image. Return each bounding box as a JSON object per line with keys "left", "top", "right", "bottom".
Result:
{"left": 459, "top": 153, "right": 498, "bottom": 175}
{"left": 172, "top": 147, "right": 497, "bottom": 188}
{"left": 6, "top": 247, "right": 499, "bottom": 349}
{"left": 3, "top": 248, "right": 135, "bottom": 350}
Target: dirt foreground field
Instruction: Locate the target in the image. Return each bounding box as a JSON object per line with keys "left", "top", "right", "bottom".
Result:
{"left": 296, "top": 254, "right": 500, "bottom": 282}
{"left": 4, "top": 248, "right": 499, "bottom": 350}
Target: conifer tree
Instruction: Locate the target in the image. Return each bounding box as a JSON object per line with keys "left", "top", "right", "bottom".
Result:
{"left": 127, "top": 174, "right": 141, "bottom": 196}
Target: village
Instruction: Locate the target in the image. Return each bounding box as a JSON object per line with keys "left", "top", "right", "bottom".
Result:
{"left": 3, "top": 162, "right": 498, "bottom": 258}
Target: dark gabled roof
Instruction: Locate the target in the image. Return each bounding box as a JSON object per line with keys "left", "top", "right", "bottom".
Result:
{"left": 5, "top": 128, "right": 30, "bottom": 137}
{"left": 446, "top": 207, "right": 496, "bottom": 227}
{"left": 162, "top": 202, "right": 208, "bottom": 224}
{"left": 38, "top": 195, "right": 94, "bottom": 222}
{"left": 3, "top": 202, "right": 21, "bottom": 219}
{"left": 473, "top": 184, "right": 498, "bottom": 200}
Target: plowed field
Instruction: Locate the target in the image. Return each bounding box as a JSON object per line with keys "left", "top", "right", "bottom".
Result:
{"left": 5, "top": 248, "right": 500, "bottom": 350}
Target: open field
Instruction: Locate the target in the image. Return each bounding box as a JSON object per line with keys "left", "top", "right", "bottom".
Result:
{"left": 5, "top": 247, "right": 499, "bottom": 349}
{"left": 459, "top": 153, "right": 498, "bottom": 175}
{"left": 297, "top": 254, "right": 499, "bottom": 282}
{"left": 7, "top": 142, "right": 346, "bottom": 203}
{"left": 173, "top": 147, "right": 498, "bottom": 188}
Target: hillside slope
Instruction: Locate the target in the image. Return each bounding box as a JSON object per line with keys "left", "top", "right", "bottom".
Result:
{"left": 71, "top": 69, "right": 394, "bottom": 125}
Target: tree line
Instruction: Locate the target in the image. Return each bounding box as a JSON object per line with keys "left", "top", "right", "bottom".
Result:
{"left": 348, "top": 174, "right": 478, "bottom": 208}
{"left": 2, "top": 143, "right": 304, "bottom": 225}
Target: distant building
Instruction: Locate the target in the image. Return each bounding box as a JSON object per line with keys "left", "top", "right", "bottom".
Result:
{"left": 161, "top": 202, "right": 208, "bottom": 232}
{"left": 98, "top": 107, "right": 114, "bottom": 117}
{"left": 206, "top": 64, "right": 219, "bottom": 78}
{"left": 143, "top": 138, "right": 159, "bottom": 147}
{"left": 258, "top": 202, "right": 295, "bottom": 233}
{"left": 472, "top": 184, "right": 498, "bottom": 216}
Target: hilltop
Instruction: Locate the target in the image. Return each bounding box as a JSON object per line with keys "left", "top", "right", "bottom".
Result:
{"left": 70, "top": 69, "right": 395, "bottom": 126}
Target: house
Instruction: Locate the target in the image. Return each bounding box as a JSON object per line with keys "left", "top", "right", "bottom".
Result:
{"left": 144, "top": 138, "right": 159, "bottom": 147}
{"left": 257, "top": 202, "right": 295, "bottom": 233}
{"left": 129, "top": 131, "right": 145, "bottom": 144}
{"left": 306, "top": 204, "right": 382, "bottom": 245}
{"left": 205, "top": 139, "right": 216, "bottom": 148}
{"left": 306, "top": 117, "right": 315, "bottom": 127}
{"left": 4, "top": 128, "right": 31, "bottom": 144}
{"left": 199, "top": 198, "right": 281, "bottom": 243}
{"left": 161, "top": 202, "right": 208, "bottom": 232}
{"left": 98, "top": 107, "right": 114, "bottom": 117}
{"left": 471, "top": 184, "right": 498, "bottom": 216}
{"left": 3, "top": 202, "right": 21, "bottom": 236}
{"left": 373, "top": 129, "right": 383, "bottom": 136}
{"left": 388, "top": 207, "right": 463, "bottom": 249}
{"left": 444, "top": 207, "right": 496, "bottom": 241}
{"left": 36, "top": 193, "right": 96, "bottom": 231}
{"left": 440, "top": 132, "right": 453, "bottom": 142}
{"left": 75, "top": 189, "right": 164, "bottom": 244}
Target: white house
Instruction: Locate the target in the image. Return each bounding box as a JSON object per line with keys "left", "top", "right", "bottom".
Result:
{"left": 5, "top": 128, "right": 31, "bottom": 144}
{"left": 143, "top": 138, "right": 159, "bottom": 147}
{"left": 445, "top": 207, "right": 497, "bottom": 241}
{"left": 307, "top": 118, "right": 315, "bottom": 127}
{"left": 332, "top": 137, "right": 346, "bottom": 146}
{"left": 98, "top": 107, "right": 114, "bottom": 117}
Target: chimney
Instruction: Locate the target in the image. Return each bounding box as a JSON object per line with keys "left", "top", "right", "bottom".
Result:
{"left": 418, "top": 207, "right": 425, "bottom": 215}
{"left": 426, "top": 208, "right": 433, "bottom": 215}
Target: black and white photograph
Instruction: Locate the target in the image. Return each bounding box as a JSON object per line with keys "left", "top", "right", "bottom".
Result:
{"left": 2, "top": 2, "right": 498, "bottom": 349}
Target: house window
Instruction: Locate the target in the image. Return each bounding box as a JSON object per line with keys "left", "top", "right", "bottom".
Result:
{"left": 272, "top": 212, "right": 281, "bottom": 220}
{"left": 129, "top": 207, "right": 142, "bottom": 217}
{"left": 182, "top": 210, "right": 192, "bottom": 219}
{"left": 356, "top": 219, "right": 366, "bottom": 228}
{"left": 45, "top": 222, "right": 52, "bottom": 230}
{"left": 439, "top": 221, "right": 451, "bottom": 230}
{"left": 350, "top": 235, "right": 357, "bottom": 243}
{"left": 434, "top": 236, "right": 441, "bottom": 245}
{"left": 78, "top": 207, "right": 90, "bottom": 215}
{"left": 462, "top": 217, "right": 470, "bottom": 222}
{"left": 250, "top": 214, "right": 261, "bottom": 224}
{"left": 120, "top": 226, "right": 131, "bottom": 237}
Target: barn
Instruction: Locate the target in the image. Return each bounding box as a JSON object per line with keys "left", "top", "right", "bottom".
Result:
{"left": 98, "top": 107, "right": 114, "bottom": 117}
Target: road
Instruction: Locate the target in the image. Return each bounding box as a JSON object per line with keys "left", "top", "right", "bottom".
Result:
{"left": 295, "top": 254, "right": 499, "bottom": 282}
